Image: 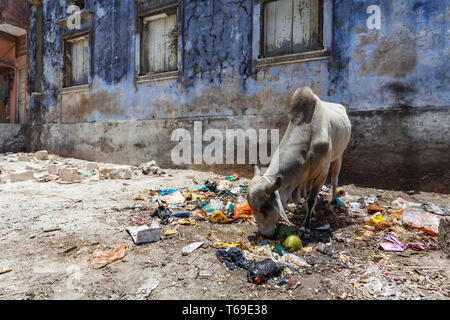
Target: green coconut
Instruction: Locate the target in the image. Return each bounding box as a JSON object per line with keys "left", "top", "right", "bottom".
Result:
{"left": 284, "top": 235, "right": 302, "bottom": 251}
{"left": 275, "top": 224, "right": 292, "bottom": 240}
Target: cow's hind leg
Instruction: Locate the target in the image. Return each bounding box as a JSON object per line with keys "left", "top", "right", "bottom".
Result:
{"left": 330, "top": 157, "right": 342, "bottom": 205}
{"left": 299, "top": 187, "right": 320, "bottom": 240}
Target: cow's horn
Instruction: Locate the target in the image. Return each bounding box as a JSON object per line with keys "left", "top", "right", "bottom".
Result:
{"left": 252, "top": 164, "right": 261, "bottom": 176}
{"left": 274, "top": 190, "right": 294, "bottom": 226}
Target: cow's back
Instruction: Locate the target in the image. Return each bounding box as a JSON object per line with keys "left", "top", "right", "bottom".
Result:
{"left": 319, "top": 100, "right": 352, "bottom": 161}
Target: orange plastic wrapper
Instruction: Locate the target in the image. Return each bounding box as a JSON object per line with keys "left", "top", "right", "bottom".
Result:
{"left": 209, "top": 211, "right": 233, "bottom": 224}
{"left": 233, "top": 204, "right": 253, "bottom": 219}
{"left": 375, "top": 220, "right": 393, "bottom": 231}
{"left": 133, "top": 196, "right": 149, "bottom": 201}
{"left": 390, "top": 209, "right": 403, "bottom": 220}
{"left": 90, "top": 244, "right": 127, "bottom": 269}
{"left": 367, "top": 204, "right": 385, "bottom": 215}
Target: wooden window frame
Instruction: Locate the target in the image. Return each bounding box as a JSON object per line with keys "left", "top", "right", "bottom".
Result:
{"left": 137, "top": 1, "right": 181, "bottom": 83}
{"left": 62, "top": 29, "right": 91, "bottom": 89}
{"left": 257, "top": 0, "right": 328, "bottom": 65}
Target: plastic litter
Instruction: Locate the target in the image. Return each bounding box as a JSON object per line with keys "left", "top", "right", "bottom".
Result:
{"left": 0, "top": 268, "right": 12, "bottom": 275}
{"left": 170, "top": 212, "right": 190, "bottom": 218}
{"left": 214, "top": 242, "right": 240, "bottom": 248}
{"left": 204, "top": 180, "right": 218, "bottom": 192}
{"left": 216, "top": 247, "right": 252, "bottom": 271}
{"left": 363, "top": 195, "right": 378, "bottom": 207}
{"left": 127, "top": 222, "right": 161, "bottom": 244}
{"left": 209, "top": 210, "right": 233, "bottom": 223}
{"left": 133, "top": 195, "right": 149, "bottom": 201}
{"left": 203, "top": 199, "right": 224, "bottom": 214}
{"left": 367, "top": 204, "right": 385, "bottom": 215}
{"left": 316, "top": 223, "right": 330, "bottom": 230}
{"left": 160, "top": 191, "right": 185, "bottom": 205}
{"left": 421, "top": 202, "right": 445, "bottom": 216}
{"left": 135, "top": 278, "right": 159, "bottom": 300}
{"left": 151, "top": 206, "right": 170, "bottom": 225}
{"left": 336, "top": 187, "right": 345, "bottom": 197}
{"left": 365, "top": 212, "right": 386, "bottom": 227}
{"left": 156, "top": 189, "right": 177, "bottom": 196}
{"left": 377, "top": 235, "right": 425, "bottom": 252}
{"left": 281, "top": 253, "right": 310, "bottom": 267}
{"left": 247, "top": 259, "right": 282, "bottom": 284}
{"left": 402, "top": 206, "right": 440, "bottom": 235}
{"left": 225, "top": 174, "right": 239, "bottom": 181}
{"left": 273, "top": 244, "right": 284, "bottom": 256}
{"left": 182, "top": 242, "right": 203, "bottom": 256}
{"left": 233, "top": 203, "right": 253, "bottom": 220}
{"left": 90, "top": 244, "right": 127, "bottom": 269}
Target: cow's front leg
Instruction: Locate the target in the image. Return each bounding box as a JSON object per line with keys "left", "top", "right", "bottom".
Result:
{"left": 300, "top": 189, "right": 319, "bottom": 239}
{"left": 330, "top": 157, "right": 342, "bottom": 205}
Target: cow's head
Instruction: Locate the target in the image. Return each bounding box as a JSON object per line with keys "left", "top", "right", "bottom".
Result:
{"left": 247, "top": 164, "right": 292, "bottom": 238}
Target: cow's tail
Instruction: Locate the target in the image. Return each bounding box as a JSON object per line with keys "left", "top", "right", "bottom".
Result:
{"left": 289, "top": 86, "right": 317, "bottom": 118}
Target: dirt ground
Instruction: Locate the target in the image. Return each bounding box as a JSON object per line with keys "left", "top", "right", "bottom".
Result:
{"left": 0, "top": 152, "right": 449, "bottom": 300}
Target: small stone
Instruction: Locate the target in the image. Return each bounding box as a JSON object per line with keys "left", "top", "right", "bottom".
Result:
{"left": 9, "top": 170, "right": 34, "bottom": 182}
{"left": 34, "top": 150, "right": 49, "bottom": 161}
{"left": 86, "top": 162, "right": 97, "bottom": 172}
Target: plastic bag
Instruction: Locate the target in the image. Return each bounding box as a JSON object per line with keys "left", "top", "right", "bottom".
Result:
{"left": 90, "top": 244, "right": 127, "bottom": 269}
{"left": 247, "top": 259, "right": 281, "bottom": 284}
{"left": 233, "top": 203, "right": 253, "bottom": 219}
{"left": 402, "top": 206, "right": 440, "bottom": 235}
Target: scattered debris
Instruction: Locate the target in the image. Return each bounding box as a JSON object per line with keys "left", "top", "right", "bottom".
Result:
{"left": 90, "top": 244, "right": 128, "bottom": 269}
{"left": 0, "top": 268, "right": 12, "bottom": 275}
{"left": 248, "top": 259, "right": 282, "bottom": 284}
{"left": 377, "top": 235, "right": 425, "bottom": 252}
{"left": 135, "top": 278, "right": 159, "bottom": 300}
{"left": 402, "top": 206, "right": 440, "bottom": 235}
{"left": 127, "top": 222, "right": 161, "bottom": 244}
{"left": 182, "top": 242, "right": 204, "bottom": 256}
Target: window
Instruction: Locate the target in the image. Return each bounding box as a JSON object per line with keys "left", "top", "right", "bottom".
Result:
{"left": 140, "top": 12, "right": 178, "bottom": 75}
{"left": 262, "top": 0, "right": 323, "bottom": 57}
{"left": 63, "top": 34, "right": 89, "bottom": 87}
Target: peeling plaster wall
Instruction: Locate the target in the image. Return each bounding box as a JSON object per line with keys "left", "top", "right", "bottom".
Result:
{"left": 24, "top": 0, "right": 450, "bottom": 192}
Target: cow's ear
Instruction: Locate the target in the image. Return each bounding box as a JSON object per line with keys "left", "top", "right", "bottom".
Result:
{"left": 266, "top": 175, "right": 282, "bottom": 194}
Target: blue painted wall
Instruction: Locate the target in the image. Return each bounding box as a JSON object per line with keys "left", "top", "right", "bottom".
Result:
{"left": 27, "top": 0, "right": 449, "bottom": 124}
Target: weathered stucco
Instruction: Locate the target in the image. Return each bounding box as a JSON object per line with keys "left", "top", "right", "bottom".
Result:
{"left": 20, "top": 0, "right": 450, "bottom": 192}
{"left": 0, "top": 123, "right": 25, "bottom": 153}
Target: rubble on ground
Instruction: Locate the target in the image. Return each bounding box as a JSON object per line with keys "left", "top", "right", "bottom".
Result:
{"left": 0, "top": 151, "right": 448, "bottom": 300}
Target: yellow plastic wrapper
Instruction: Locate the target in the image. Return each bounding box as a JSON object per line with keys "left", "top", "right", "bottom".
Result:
{"left": 209, "top": 211, "right": 233, "bottom": 224}
{"left": 177, "top": 219, "right": 196, "bottom": 225}
{"left": 182, "top": 193, "right": 205, "bottom": 201}
{"left": 336, "top": 187, "right": 346, "bottom": 197}
{"left": 165, "top": 230, "right": 177, "bottom": 236}
{"left": 0, "top": 268, "right": 12, "bottom": 275}
{"left": 365, "top": 212, "right": 385, "bottom": 227}
{"left": 301, "top": 246, "right": 313, "bottom": 253}
{"left": 214, "top": 242, "right": 240, "bottom": 248}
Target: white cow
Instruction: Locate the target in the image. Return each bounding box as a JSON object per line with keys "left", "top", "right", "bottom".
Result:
{"left": 247, "top": 86, "right": 351, "bottom": 238}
